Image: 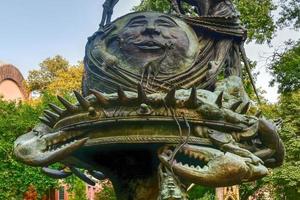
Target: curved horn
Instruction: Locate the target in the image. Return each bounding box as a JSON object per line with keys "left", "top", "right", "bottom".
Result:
{"left": 90, "top": 89, "right": 109, "bottom": 106}
{"left": 185, "top": 87, "right": 198, "bottom": 108}
{"left": 215, "top": 91, "right": 224, "bottom": 108}
{"left": 74, "top": 91, "right": 90, "bottom": 109}
{"left": 230, "top": 101, "right": 243, "bottom": 111}
{"left": 49, "top": 103, "right": 64, "bottom": 116}
{"left": 165, "top": 87, "right": 176, "bottom": 107}
{"left": 117, "top": 86, "right": 128, "bottom": 103}
{"left": 57, "top": 96, "right": 77, "bottom": 113}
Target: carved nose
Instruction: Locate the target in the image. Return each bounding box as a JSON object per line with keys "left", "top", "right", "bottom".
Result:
{"left": 142, "top": 26, "right": 160, "bottom": 36}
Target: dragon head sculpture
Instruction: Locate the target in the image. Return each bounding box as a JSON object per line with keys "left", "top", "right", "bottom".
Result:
{"left": 14, "top": 2, "right": 285, "bottom": 199}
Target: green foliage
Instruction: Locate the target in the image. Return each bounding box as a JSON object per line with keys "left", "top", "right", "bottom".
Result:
{"left": 269, "top": 40, "right": 300, "bottom": 93}
{"left": 0, "top": 98, "right": 58, "bottom": 199}
{"left": 242, "top": 90, "right": 300, "bottom": 199}
{"left": 27, "top": 55, "right": 83, "bottom": 94}
{"left": 134, "top": 0, "right": 276, "bottom": 43}
{"left": 134, "top": 0, "right": 171, "bottom": 12}
{"left": 27, "top": 55, "right": 69, "bottom": 91}
{"left": 277, "top": 0, "right": 300, "bottom": 30}
{"left": 69, "top": 178, "right": 88, "bottom": 200}
{"left": 95, "top": 181, "right": 116, "bottom": 200}
{"left": 233, "top": 0, "right": 276, "bottom": 43}
{"left": 188, "top": 185, "right": 215, "bottom": 200}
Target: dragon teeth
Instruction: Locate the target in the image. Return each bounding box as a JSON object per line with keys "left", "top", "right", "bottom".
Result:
{"left": 192, "top": 152, "right": 198, "bottom": 159}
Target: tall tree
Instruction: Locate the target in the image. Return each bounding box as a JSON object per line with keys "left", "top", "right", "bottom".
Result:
{"left": 0, "top": 98, "right": 58, "bottom": 199}
{"left": 268, "top": 40, "right": 300, "bottom": 93}
{"left": 27, "top": 55, "right": 69, "bottom": 92}
{"left": 277, "top": 0, "right": 300, "bottom": 30}
{"left": 27, "top": 56, "right": 83, "bottom": 94}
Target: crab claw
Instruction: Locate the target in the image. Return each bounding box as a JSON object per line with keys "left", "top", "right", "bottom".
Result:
{"left": 159, "top": 145, "right": 268, "bottom": 187}
{"left": 255, "top": 119, "right": 285, "bottom": 168}
{"left": 14, "top": 124, "right": 88, "bottom": 166}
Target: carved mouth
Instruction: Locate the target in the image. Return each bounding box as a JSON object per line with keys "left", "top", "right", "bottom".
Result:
{"left": 159, "top": 145, "right": 212, "bottom": 172}
{"left": 43, "top": 131, "right": 87, "bottom": 153}
{"left": 14, "top": 130, "right": 88, "bottom": 166}
{"left": 134, "top": 41, "right": 163, "bottom": 50}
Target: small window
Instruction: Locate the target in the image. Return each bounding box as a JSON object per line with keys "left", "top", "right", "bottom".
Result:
{"left": 59, "top": 187, "right": 65, "bottom": 200}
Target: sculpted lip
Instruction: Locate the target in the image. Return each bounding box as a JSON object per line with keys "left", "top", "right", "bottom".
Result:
{"left": 133, "top": 41, "right": 163, "bottom": 50}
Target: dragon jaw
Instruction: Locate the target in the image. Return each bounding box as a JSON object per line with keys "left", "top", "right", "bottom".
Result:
{"left": 159, "top": 144, "right": 268, "bottom": 187}
{"left": 14, "top": 124, "right": 88, "bottom": 166}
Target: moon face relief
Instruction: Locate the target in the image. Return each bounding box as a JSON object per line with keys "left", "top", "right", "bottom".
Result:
{"left": 91, "top": 12, "right": 199, "bottom": 81}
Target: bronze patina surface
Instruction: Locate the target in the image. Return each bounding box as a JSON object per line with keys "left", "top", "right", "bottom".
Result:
{"left": 14, "top": 1, "right": 285, "bottom": 199}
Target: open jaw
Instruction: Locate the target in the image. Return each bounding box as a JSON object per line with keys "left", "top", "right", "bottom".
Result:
{"left": 158, "top": 144, "right": 269, "bottom": 187}
{"left": 14, "top": 125, "right": 88, "bottom": 166}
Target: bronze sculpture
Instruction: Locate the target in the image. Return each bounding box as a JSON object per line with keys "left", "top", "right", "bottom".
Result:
{"left": 14, "top": 1, "right": 285, "bottom": 199}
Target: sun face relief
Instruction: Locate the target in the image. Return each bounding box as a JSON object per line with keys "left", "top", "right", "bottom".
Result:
{"left": 105, "top": 12, "right": 198, "bottom": 77}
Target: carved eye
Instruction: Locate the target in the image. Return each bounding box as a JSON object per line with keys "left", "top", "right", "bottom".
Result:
{"left": 128, "top": 19, "right": 147, "bottom": 27}
{"left": 155, "top": 19, "right": 176, "bottom": 27}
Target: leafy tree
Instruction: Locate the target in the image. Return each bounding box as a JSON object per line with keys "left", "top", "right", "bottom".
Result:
{"left": 268, "top": 40, "right": 300, "bottom": 93}
{"left": 27, "top": 55, "right": 69, "bottom": 92}
{"left": 0, "top": 97, "right": 58, "bottom": 199}
{"left": 69, "top": 178, "right": 88, "bottom": 200}
{"left": 47, "top": 62, "right": 83, "bottom": 95}
{"left": 134, "top": 0, "right": 277, "bottom": 43}
{"left": 265, "top": 90, "right": 300, "bottom": 199}
{"left": 232, "top": 0, "right": 276, "bottom": 43}
{"left": 188, "top": 185, "right": 215, "bottom": 199}
{"left": 27, "top": 55, "right": 83, "bottom": 94}
{"left": 95, "top": 181, "right": 116, "bottom": 200}
{"left": 277, "top": 0, "right": 300, "bottom": 30}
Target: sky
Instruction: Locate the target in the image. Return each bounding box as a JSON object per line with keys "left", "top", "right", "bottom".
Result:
{"left": 0, "top": 0, "right": 299, "bottom": 103}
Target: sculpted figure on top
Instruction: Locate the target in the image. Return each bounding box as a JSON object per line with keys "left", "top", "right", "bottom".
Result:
{"left": 14, "top": 0, "right": 285, "bottom": 199}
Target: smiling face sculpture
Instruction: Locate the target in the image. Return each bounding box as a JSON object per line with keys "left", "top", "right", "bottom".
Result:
{"left": 14, "top": 9, "right": 285, "bottom": 200}
{"left": 111, "top": 13, "right": 192, "bottom": 75}
{"left": 85, "top": 12, "right": 199, "bottom": 93}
